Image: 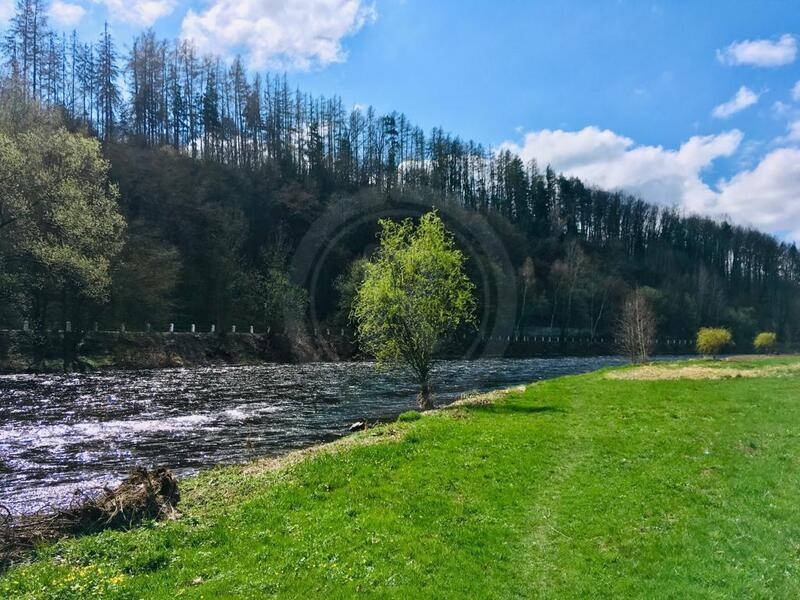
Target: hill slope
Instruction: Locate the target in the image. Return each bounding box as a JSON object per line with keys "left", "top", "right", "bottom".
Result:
{"left": 1, "top": 15, "right": 799, "bottom": 350}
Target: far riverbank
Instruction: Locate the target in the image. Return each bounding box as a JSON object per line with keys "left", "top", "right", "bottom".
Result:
{"left": 0, "top": 329, "right": 698, "bottom": 374}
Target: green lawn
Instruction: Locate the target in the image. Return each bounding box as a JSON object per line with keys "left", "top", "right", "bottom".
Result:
{"left": 3, "top": 357, "right": 800, "bottom": 598}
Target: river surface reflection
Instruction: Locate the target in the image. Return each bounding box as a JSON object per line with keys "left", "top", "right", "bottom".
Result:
{"left": 0, "top": 357, "right": 638, "bottom": 513}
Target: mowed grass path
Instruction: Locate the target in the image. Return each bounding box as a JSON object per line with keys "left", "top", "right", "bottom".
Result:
{"left": 3, "top": 357, "right": 800, "bottom": 598}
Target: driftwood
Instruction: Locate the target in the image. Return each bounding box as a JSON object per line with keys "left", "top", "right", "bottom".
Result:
{"left": 0, "top": 467, "right": 179, "bottom": 570}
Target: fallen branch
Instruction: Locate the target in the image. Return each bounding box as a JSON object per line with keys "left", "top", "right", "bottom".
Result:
{"left": 0, "top": 467, "right": 179, "bottom": 570}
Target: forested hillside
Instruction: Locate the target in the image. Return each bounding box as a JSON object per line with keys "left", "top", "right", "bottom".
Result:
{"left": 1, "top": 0, "right": 799, "bottom": 352}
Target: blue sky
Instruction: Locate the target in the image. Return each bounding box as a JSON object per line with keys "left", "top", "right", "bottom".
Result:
{"left": 3, "top": 0, "right": 799, "bottom": 240}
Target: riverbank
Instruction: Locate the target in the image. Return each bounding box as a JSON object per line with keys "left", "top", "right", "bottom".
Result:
{"left": 3, "top": 356, "right": 800, "bottom": 598}
{"left": 0, "top": 328, "right": 698, "bottom": 374}
{"left": 0, "top": 330, "right": 354, "bottom": 373}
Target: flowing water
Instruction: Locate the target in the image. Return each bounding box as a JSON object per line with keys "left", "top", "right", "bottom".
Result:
{"left": 0, "top": 357, "right": 633, "bottom": 513}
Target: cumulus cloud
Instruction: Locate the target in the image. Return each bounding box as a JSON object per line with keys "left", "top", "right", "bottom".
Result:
{"left": 503, "top": 125, "right": 800, "bottom": 241}
{"left": 501, "top": 126, "right": 742, "bottom": 213}
{"left": 717, "top": 34, "right": 797, "bottom": 67}
{"left": 49, "top": 0, "right": 86, "bottom": 27}
{"left": 95, "top": 0, "right": 176, "bottom": 27}
{"left": 773, "top": 100, "right": 792, "bottom": 118}
{"left": 793, "top": 81, "right": 800, "bottom": 102}
{"left": 769, "top": 117, "right": 800, "bottom": 146}
{"left": 181, "top": 0, "right": 377, "bottom": 70}
{"left": 712, "top": 86, "right": 760, "bottom": 119}
{"left": 716, "top": 148, "right": 800, "bottom": 239}
{"left": 0, "top": 0, "right": 14, "bottom": 24}
{"left": 786, "top": 120, "right": 800, "bottom": 142}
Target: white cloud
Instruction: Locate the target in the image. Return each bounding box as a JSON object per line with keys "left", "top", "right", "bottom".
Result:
{"left": 786, "top": 120, "right": 800, "bottom": 142}
{"left": 793, "top": 81, "right": 800, "bottom": 102}
{"left": 0, "top": 0, "right": 14, "bottom": 24}
{"left": 712, "top": 86, "right": 760, "bottom": 119}
{"left": 770, "top": 118, "right": 800, "bottom": 146}
{"left": 717, "top": 34, "right": 797, "bottom": 67}
{"left": 95, "top": 0, "right": 176, "bottom": 27}
{"left": 501, "top": 126, "right": 743, "bottom": 213}
{"left": 49, "top": 0, "right": 86, "bottom": 27}
{"left": 503, "top": 125, "right": 800, "bottom": 241}
{"left": 773, "top": 100, "right": 792, "bottom": 117}
{"left": 181, "top": 0, "right": 377, "bottom": 70}
{"left": 716, "top": 148, "right": 800, "bottom": 240}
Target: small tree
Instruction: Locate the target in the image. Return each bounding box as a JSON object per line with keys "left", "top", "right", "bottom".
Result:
{"left": 617, "top": 288, "right": 657, "bottom": 363}
{"left": 352, "top": 211, "right": 476, "bottom": 409}
{"left": 696, "top": 327, "right": 732, "bottom": 358}
{"left": 753, "top": 332, "right": 777, "bottom": 354}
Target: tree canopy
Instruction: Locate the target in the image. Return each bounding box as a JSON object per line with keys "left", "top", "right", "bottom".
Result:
{"left": 0, "top": 120, "right": 125, "bottom": 328}
{"left": 352, "top": 212, "right": 475, "bottom": 408}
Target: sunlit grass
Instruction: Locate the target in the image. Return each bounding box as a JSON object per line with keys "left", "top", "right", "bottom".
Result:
{"left": 3, "top": 357, "right": 800, "bottom": 598}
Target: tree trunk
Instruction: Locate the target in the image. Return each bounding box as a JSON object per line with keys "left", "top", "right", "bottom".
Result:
{"left": 417, "top": 379, "right": 434, "bottom": 410}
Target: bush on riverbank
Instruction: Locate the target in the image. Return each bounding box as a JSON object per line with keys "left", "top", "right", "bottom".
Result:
{"left": 696, "top": 327, "right": 733, "bottom": 357}
{"left": 754, "top": 332, "right": 778, "bottom": 353}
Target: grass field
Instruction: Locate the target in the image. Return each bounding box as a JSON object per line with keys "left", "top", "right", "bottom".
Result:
{"left": 2, "top": 357, "right": 800, "bottom": 598}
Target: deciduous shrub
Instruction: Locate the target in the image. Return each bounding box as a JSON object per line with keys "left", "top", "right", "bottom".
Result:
{"left": 754, "top": 332, "right": 777, "bottom": 354}
{"left": 617, "top": 288, "right": 657, "bottom": 363}
{"left": 696, "top": 327, "right": 732, "bottom": 357}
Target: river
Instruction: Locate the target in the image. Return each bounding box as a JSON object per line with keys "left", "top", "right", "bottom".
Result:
{"left": 1, "top": 357, "right": 634, "bottom": 513}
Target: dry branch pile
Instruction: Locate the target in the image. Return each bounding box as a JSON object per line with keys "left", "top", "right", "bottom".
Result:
{"left": 0, "top": 467, "right": 179, "bottom": 570}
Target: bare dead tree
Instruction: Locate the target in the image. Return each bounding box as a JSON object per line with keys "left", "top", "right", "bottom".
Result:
{"left": 617, "top": 288, "right": 657, "bottom": 363}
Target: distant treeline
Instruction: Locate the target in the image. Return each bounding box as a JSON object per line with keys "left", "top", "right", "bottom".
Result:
{"left": 1, "top": 0, "right": 798, "bottom": 352}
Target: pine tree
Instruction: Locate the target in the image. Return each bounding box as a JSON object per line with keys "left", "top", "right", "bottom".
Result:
{"left": 96, "top": 23, "right": 120, "bottom": 141}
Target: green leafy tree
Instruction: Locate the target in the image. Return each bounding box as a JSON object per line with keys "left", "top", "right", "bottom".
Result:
{"left": 0, "top": 132, "right": 25, "bottom": 232}
{"left": 0, "top": 126, "right": 125, "bottom": 328}
{"left": 696, "top": 327, "right": 733, "bottom": 358}
{"left": 334, "top": 258, "right": 368, "bottom": 326}
{"left": 110, "top": 225, "right": 181, "bottom": 328}
{"left": 256, "top": 262, "right": 308, "bottom": 332}
{"left": 352, "top": 211, "right": 476, "bottom": 409}
{"left": 753, "top": 332, "right": 777, "bottom": 354}
{"left": 236, "top": 234, "right": 308, "bottom": 333}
